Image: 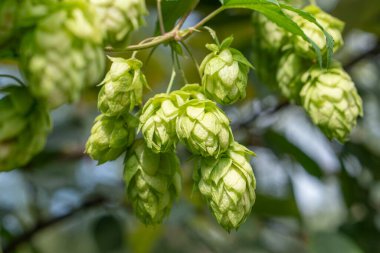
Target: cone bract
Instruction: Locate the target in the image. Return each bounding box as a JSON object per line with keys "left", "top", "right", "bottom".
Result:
{"left": 98, "top": 57, "right": 147, "bottom": 116}
{"left": 300, "top": 64, "right": 363, "bottom": 142}
{"left": 0, "top": 86, "right": 51, "bottom": 171}
{"left": 124, "top": 139, "right": 181, "bottom": 224}
{"left": 176, "top": 99, "right": 233, "bottom": 158}
{"left": 194, "top": 142, "right": 256, "bottom": 231}
{"left": 85, "top": 113, "right": 137, "bottom": 164}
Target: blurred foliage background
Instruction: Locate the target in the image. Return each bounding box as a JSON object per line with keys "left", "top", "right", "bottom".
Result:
{"left": 1, "top": 0, "right": 380, "bottom": 252}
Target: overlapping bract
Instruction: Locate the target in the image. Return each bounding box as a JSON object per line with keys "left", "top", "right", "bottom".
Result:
{"left": 124, "top": 139, "right": 181, "bottom": 225}
{"left": 98, "top": 57, "right": 147, "bottom": 116}
{"left": 90, "top": 0, "right": 147, "bottom": 47}
{"left": 85, "top": 113, "right": 137, "bottom": 164}
{"left": 200, "top": 37, "right": 252, "bottom": 105}
{"left": 300, "top": 65, "right": 363, "bottom": 142}
{"left": 194, "top": 142, "right": 256, "bottom": 231}
{"left": 0, "top": 86, "right": 51, "bottom": 171}
{"left": 176, "top": 99, "right": 233, "bottom": 158}
{"left": 20, "top": 1, "right": 105, "bottom": 108}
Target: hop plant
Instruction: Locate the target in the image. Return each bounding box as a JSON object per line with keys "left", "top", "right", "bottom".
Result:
{"left": 176, "top": 99, "right": 233, "bottom": 158}
{"left": 98, "top": 57, "right": 147, "bottom": 116}
{"left": 90, "top": 0, "right": 147, "bottom": 47}
{"left": 124, "top": 139, "right": 181, "bottom": 224}
{"left": 194, "top": 142, "right": 256, "bottom": 231}
{"left": 300, "top": 64, "right": 363, "bottom": 142}
{"left": 20, "top": 1, "right": 105, "bottom": 108}
{"left": 85, "top": 113, "right": 137, "bottom": 164}
{"left": 0, "top": 86, "right": 51, "bottom": 171}
{"left": 292, "top": 5, "right": 344, "bottom": 58}
{"left": 200, "top": 37, "right": 252, "bottom": 105}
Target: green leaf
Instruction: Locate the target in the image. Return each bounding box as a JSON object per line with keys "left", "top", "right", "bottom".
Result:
{"left": 158, "top": 0, "right": 199, "bottom": 32}
{"left": 221, "top": 0, "right": 330, "bottom": 67}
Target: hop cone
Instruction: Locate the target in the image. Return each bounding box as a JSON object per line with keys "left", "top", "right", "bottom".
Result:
{"left": 292, "top": 5, "right": 344, "bottom": 58}
{"left": 98, "top": 57, "right": 147, "bottom": 116}
{"left": 300, "top": 64, "right": 363, "bottom": 142}
{"left": 276, "top": 46, "right": 310, "bottom": 103}
{"left": 0, "top": 86, "right": 51, "bottom": 171}
{"left": 124, "top": 139, "right": 181, "bottom": 224}
{"left": 0, "top": 0, "right": 17, "bottom": 46}
{"left": 200, "top": 37, "right": 252, "bottom": 105}
{"left": 20, "top": 1, "right": 105, "bottom": 108}
{"left": 176, "top": 99, "right": 233, "bottom": 158}
{"left": 90, "top": 0, "right": 147, "bottom": 47}
{"left": 85, "top": 113, "right": 137, "bottom": 164}
{"left": 194, "top": 142, "right": 256, "bottom": 231}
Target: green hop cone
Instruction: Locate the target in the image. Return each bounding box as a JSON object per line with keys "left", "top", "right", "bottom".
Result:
{"left": 276, "top": 45, "right": 311, "bottom": 103}
{"left": 194, "top": 142, "right": 256, "bottom": 231}
{"left": 98, "top": 57, "right": 147, "bottom": 116}
{"left": 176, "top": 99, "right": 233, "bottom": 158}
{"left": 20, "top": 1, "right": 105, "bottom": 108}
{"left": 90, "top": 0, "right": 147, "bottom": 47}
{"left": 85, "top": 113, "right": 137, "bottom": 164}
{"left": 292, "top": 5, "right": 344, "bottom": 58}
{"left": 200, "top": 37, "right": 252, "bottom": 105}
{"left": 300, "top": 64, "right": 363, "bottom": 142}
{"left": 0, "top": 85, "right": 51, "bottom": 171}
{"left": 124, "top": 139, "right": 181, "bottom": 224}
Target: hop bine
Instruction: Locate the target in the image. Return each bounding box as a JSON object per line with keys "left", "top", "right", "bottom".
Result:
{"left": 85, "top": 113, "right": 137, "bottom": 164}
{"left": 124, "top": 139, "right": 182, "bottom": 225}
{"left": 0, "top": 85, "right": 51, "bottom": 171}
{"left": 200, "top": 36, "right": 252, "bottom": 105}
{"left": 20, "top": 0, "right": 105, "bottom": 108}
{"left": 300, "top": 64, "right": 363, "bottom": 142}
{"left": 98, "top": 57, "right": 147, "bottom": 116}
{"left": 194, "top": 142, "right": 256, "bottom": 231}
{"left": 176, "top": 99, "right": 233, "bottom": 158}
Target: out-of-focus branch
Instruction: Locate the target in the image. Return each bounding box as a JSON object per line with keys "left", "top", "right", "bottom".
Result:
{"left": 2, "top": 196, "right": 108, "bottom": 253}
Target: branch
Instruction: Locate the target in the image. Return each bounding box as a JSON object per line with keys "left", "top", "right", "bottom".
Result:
{"left": 2, "top": 196, "right": 108, "bottom": 253}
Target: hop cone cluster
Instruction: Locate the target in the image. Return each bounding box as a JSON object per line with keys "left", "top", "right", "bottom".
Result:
{"left": 20, "top": 1, "right": 105, "bottom": 108}
{"left": 90, "top": 0, "right": 147, "bottom": 47}
{"left": 124, "top": 139, "right": 181, "bottom": 225}
{"left": 300, "top": 65, "right": 363, "bottom": 142}
{"left": 176, "top": 99, "right": 233, "bottom": 158}
{"left": 194, "top": 142, "right": 256, "bottom": 231}
{"left": 85, "top": 113, "right": 137, "bottom": 164}
{"left": 0, "top": 86, "right": 51, "bottom": 171}
{"left": 98, "top": 57, "right": 147, "bottom": 116}
{"left": 200, "top": 37, "right": 252, "bottom": 105}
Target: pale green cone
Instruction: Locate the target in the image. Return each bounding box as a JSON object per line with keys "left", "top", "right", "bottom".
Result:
{"left": 300, "top": 64, "right": 363, "bottom": 142}
{"left": 85, "top": 113, "right": 137, "bottom": 164}
{"left": 276, "top": 45, "right": 311, "bottom": 103}
{"left": 200, "top": 37, "right": 252, "bottom": 105}
{"left": 139, "top": 94, "right": 180, "bottom": 153}
{"left": 20, "top": 1, "right": 105, "bottom": 109}
{"left": 124, "top": 139, "right": 182, "bottom": 225}
{"left": 90, "top": 0, "right": 147, "bottom": 47}
{"left": 194, "top": 142, "right": 256, "bottom": 231}
{"left": 292, "top": 5, "right": 344, "bottom": 59}
{"left": 176, "top": 99, "right": 233, "bottom": 158}
{"left": 0, "top": 85, "right": 51, "bottom": 171}
{"left": 98, "top": 57, "right": 147, "bottom": 116}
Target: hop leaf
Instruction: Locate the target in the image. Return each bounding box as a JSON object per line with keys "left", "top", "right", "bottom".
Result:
{"left": 90, "top": 0, "right": 147, "bottom": 47}
{"left": 0, "top": 85, "right": 51, "bottom": 171}
{"left": 194, "top": 142, "right": 256, "bottom": 231}
{"left": 124, "top": 139, "right": 181, "bottom": 225}
{"left": 300, "top": 64, "right": 363, "bottom": 142}
{"left": 200, "top": 37, "right": 252, "bottom": 105}
{"left": 86, "top": 113, "right": 137, "bottom": 164}
{"left": 98, "top": 57, "right": 147, "bottom": 116}
{"left": 176, "top": 99, "right": 233, "bottom": 158}
{"left": 20, "top": 1, "right": 105, "bottom": 108}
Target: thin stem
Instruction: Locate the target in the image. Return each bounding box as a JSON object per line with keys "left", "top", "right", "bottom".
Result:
{"left": 157, "top": 0, "right": 165, "bottom": 35}
{"left": 166, "top": 67, "right": 176, "bottom": 94}
{"left": 180, "top": 41, "right": 201, "bottom": 80}
{"left": 0, "top": 74, "right": 25, "bottom": 86}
